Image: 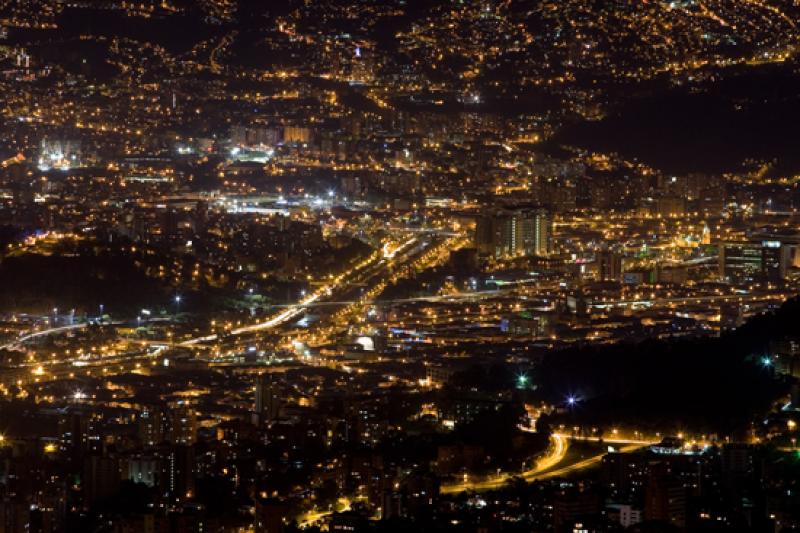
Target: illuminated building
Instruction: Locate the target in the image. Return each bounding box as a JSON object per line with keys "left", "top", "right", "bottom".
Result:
{"left": 475, "top": 207, "right": 551, "bottom": 259}
{"left": 501, "top": 310, "right": 552, "bottom": 338}
{"left": 606, "top": 504, "right": 642, "bottom": 529}
{"left": 643, "top": 465, "right": 687, "bottom": 528}
{"left": 37, "top": 138, "right": 81, "bottom": 171}
{"left": 282, "top": 126, "right": 312, "bottom": 144}
{"left": 771, "top": 338, "right": 800, "bottom": 379}
{"left": 125, "top": 455, "right": 160, "bottom": 488}
{"left": 656, "top": 196, "right": 686, "bottom": 218}
{"left": 169, "top": 407, "right": 197, "bottom": 446}
{"left": 762, "top": 240, "right": 784, "bottom": 282}
{"left": 719, "top": 241, "right": 784, "bottom": 283}
{"left": 596, "top": 249, "right": 622, "bottom": 282}
{"left": 166, "top": 446, "right": 196, "bottom": 502}
{"left": 350, "top": 45, "right": 375, "bottom": 83}
{"left": 138, "top": 406, "right": 167, "bottom": 447}
{"left": 230, "top": 125, "right": 281, "bottom": 148}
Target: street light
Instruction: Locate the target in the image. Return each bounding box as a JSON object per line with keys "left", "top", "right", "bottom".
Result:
{"left": 567, "top": 396, "right": 577, "bottom": 407}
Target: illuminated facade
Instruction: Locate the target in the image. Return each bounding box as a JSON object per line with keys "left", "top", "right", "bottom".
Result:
{"left": 475, "top": 207, "right": 551, "bottom": 259}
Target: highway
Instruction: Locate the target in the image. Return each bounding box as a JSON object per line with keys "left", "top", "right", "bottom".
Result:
{"left": 525, "top": 443, "right": 645, "bottom": 482}
{"left": 441, "top": 433, "right": 651, "bottom": 494}
{"left": 179, "top": 236, "right": 427, "bottom": 347}
{"left": 286, "top": 235, "right": 467, "bottom": 350}
{"left": 0, "top": 322, "right": 88, "bottom": 351}
{"left": 0, "top": 345, "right": 167, "bottom": 389}
{"left": 0, "top": 234, "right": 447, "bottom": 386}
{"left": 2, "top": 283, "right": 787, "bottom": 353}
{"left": 273, "top": 280, "right": 794, "bottom": 313}
{"left": 441, "top": 433, "right": 569, "bottom": 494}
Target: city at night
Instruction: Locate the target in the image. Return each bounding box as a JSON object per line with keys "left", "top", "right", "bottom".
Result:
{"left": 1, "top": 1, "right": 800, "bottom": 531}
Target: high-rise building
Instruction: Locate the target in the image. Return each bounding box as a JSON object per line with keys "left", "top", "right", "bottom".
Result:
{"left": 255, "top": 374, "right": 280, "bottom": 423}
{"left": 169, "top": 407, "right": 197, "bottom": 446}
{"left": 282, "top": 126, "right": 312, "bottom": 144}
{"left": 553, "top": 488, "right": 601, "bottom": 533}
{"left": 138, "top": 406, "right": 167, "bottom": 448}
{"left": 606, "top": 504, "right": 642, "bottom": 529}
{"left": 517, "top": 207, "right": 551, "bottom": 257}
{"left": 159, "top": 208, "right": 180, "bottom": 239}
{"left": 474, "top": 208, "right": 551, "bottom": 259}
{"left": 643, "top": 469, "right": 687, "bottom": 528}
{"left": 83, "top": 456, "right": 120, "bottom": 506}
{"left": 230, "top": 125, "right": 281, "bottom": 148}
{"left": 59, "top": 411, "right": 102, "bottom": 457}
{"left": 124, "top": 455, "right": 160, "bottom": 488}
{"left": 59, "top": 412, "right": 89, "bottom": 455}
{"left": 165, "top": 446, "right": 196, "bottom": 502}
{"left": 656, "top": 196, "right": 686, "bottom": 218}
{"left": 719, "top": 241, "right": 762, "bottom": 283}
{"left": 719, "top": 240, "right": 785, "bottom": 283}
{"left": 762, "top": 240, "right": 784, "bottom": 282}
{"left": 596, "top": 249, "right": 622, "bottom": 282}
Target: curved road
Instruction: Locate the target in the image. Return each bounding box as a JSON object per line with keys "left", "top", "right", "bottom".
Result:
{"left": 441, "top": 433, "right": 649, "bottom": 494}
{"left": 441, "top": 433, "right": 569, "bottom": 494}
{"left": 0, "top": 323, "right": 88, "bottom": 351}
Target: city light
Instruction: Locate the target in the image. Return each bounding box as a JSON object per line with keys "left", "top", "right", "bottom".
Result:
{"left": 1, "top": 2, "right": 799, "bottom": 529}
